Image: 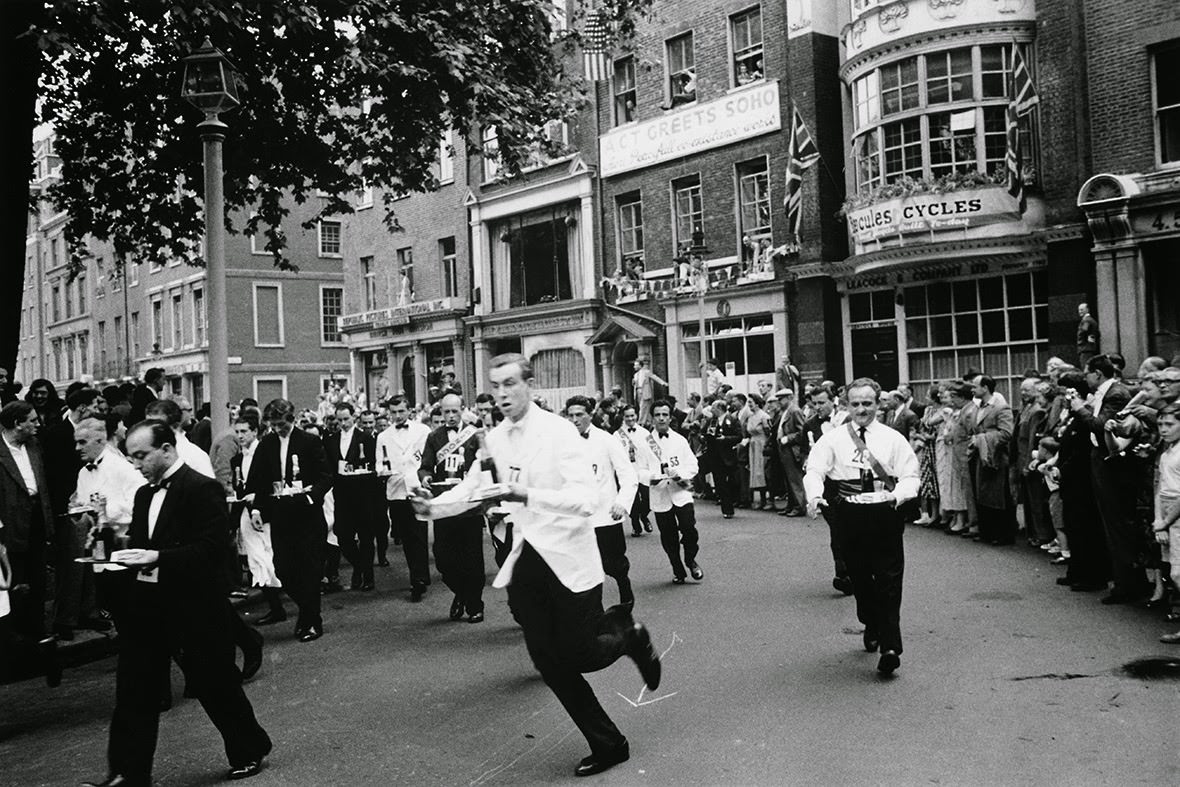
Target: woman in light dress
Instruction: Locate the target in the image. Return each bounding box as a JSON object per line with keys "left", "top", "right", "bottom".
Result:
{"left": 744, "top": 394, "right": 771, "bottom": 509}
{"left": 936, "top": 382, "right": 974, "bottom": 533}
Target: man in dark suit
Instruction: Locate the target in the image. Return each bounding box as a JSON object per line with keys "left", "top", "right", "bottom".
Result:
{"left": 128, "top": 368, "right": 165, "bottom": 426}
{"left": 1068, "top": 354, "right": 1145, "bottom": 604}
{"left": 708, "top": 395, "right": 743, "bottom": 519}
{"left": 885, "top": 390, "right": 920, "bottom": 439}
{"left": 792, "top": 388, "right": 853, "bottom": 594}
{"left": 0, "top": 401, "right": 60, "bottom": 685}
{"left": 322, "top": 402, "right": 377, "bottom": 591}
{"left": 773, "top": 389, "right": 807, "bottom": 516}
{"left": 246, "top": 399, "right": 331, "bottom": 642}
{"left": 87, "top": 421, "right": 270, "bottom": 785}
{"left": 418, "top": 393, "right": 485, "bottom": 622}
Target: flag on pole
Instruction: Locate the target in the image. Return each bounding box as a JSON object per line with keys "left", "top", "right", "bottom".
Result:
{"left": 582, "top": 9, "right": 611, "bottom": 82}
{"left": 785, "top": 103, "right": 821, "bottom": 241}
{"left": 1005, "top": 43, "right": 1039, "bottom": 214}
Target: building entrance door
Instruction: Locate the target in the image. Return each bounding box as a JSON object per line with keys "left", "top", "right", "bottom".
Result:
{"left": 613, "top": 341, "right": 638, "bottom": 402}
{"left": 851, "top": 325, "right": 899, "bottom": 390}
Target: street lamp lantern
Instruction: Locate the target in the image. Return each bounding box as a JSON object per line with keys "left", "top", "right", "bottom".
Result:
{"left": 180, "top": 37, "right": 240, "bottom": 116}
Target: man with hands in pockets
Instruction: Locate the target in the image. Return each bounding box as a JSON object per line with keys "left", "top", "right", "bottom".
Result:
{"left": 804, "top": 378, "right": 920, "bottom": 677}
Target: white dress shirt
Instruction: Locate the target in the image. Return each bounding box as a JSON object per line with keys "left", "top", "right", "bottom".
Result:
{"left": 175, "top": 432, "right": 215, "bottom": 479}
{"left": 148, "top": 459, "right": 185, "bottom": 539}
{"left": 647, "top": 428, "right": 698, "bottom": 512}
{"left": 803, "top": 420, "right": 920, "bottom": 506}
{"left": 375, "top": 420, "right": 430, "bottom": 499}
{"left": 2, "top": 436, "right": 38, "bottom": 495}
{"left": 338, "top": 427, "right": 355, "bottom": 462}
{"left": 581, "top": 425, "right": 638, "bottom": 527}
{"left": 430, "top": 403, "right": 600, "bottom": 592}
{"left": 75, "top": 446, "right": 147, "bottom": 525}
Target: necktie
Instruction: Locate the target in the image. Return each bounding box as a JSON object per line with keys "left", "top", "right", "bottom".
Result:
{"left": 858, "top": 426, "right": 867, "bottom": 442}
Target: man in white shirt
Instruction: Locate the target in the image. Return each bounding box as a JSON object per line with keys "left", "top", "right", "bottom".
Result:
{"left": 616, "top": 405, "right": 657, "bottom": 537}
{"left": 566, "top": 396, "right": 638, "bottom": 609}
{"left": 648, "top": 400, "right": 702, "bottom": 584}
{"left": 804, "top": 377, "right": 920, "bottom": 677}
{"left": 631, "top": 359, "right": 668, "bottom": 428}
{"left": 375, "top": 395, "right": 431, "bottom": 600}
{"left": 144, "top": 399, "right": 215, "bottom": 479}
{"left": 413, "top": 354, "right": 660, "bottom": 778}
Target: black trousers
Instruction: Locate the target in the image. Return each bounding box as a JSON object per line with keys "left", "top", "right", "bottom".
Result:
{"left": 712, "top": 462, "right": 738, "bottom": 516}
{"left": 1090, "top": 453, "right": 1144, "bottom": 593}
{"left": 434, "top": 514, "right": 486, "bottom": 614}
{"left": 819, "top": 507, "right": 849, "bottom": 580}
{"left": 836, "top": 500, "right": 905, "bottom": 654}
{"left": 594, "top": 523, "right": 633, "bottom": 605}
{"left": 270, "top": 510, "right": 325, "bottom": 630}
{"left": 507, "top": 543, "right": 630, "bottom": 756}
{"left": 976, "top": 503, "right": 1015, "bottom": 544}
{"left": 653, "top": 504, "right": 699, "bottom": 579}
{"left": 388, "top": 500, "right": 430, "bottom": 588}
{"left": 8, "top": 506, "right": 47, "bottom": 640}
{"left": 108, "top": 590, "right": 270, "bottom": 783}
{"left": 334, "top": 482, "right": 375, "bottom": 582}
{"left": 629, "top": 484, "right": 650, "bottom": 535}
{"left": 1062, "top": 480, "right": 1110, "bottom": 586}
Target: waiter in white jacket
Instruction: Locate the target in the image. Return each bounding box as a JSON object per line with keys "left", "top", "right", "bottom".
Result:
{"left": 647, "top": 400, "right": 703, "bottom": 584}
{"left": 413, "top": 354, "right": 660, "bottom": 778}
{"left": 565, "top": 395, "right": 638, "bottom": 610}
{"left": 375, "top": 396, "right": 431, "bottom": 601}
{"left": 804, "top": 377, "right": 919, "bottom": 677}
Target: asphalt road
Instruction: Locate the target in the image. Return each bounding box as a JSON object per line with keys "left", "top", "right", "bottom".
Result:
{"left": 3, "top": 503, "right": 1178, "bottom": 786}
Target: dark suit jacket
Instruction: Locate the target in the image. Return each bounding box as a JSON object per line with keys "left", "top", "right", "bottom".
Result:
{"left": 129, "top": 384, "right": 159, "bottom": 426}
{"left": 711, "top": 412, "right": 743, "bottom": 467}
{"left": 323, "top": 428, "right": 376, "bottom": 475}
{"left": 1072, "top": 380, "right": 1131, "bottom": 446}
{"left": 0, "top": 437, "right": 54, "bottom": 551}
{"left": 127, "top": 464, "right": 232, "bottom": 612}
{"left": 41, "top": 417, "right": 81, "bottom": 516}
{"left": 246, "top": 427, "right": 331, "bottom": 523}
{"left": 887, "top": 407, "right": 920, "bottom": 439}
{"left": 419, "top": 426, "right": 480, "bottom": 487}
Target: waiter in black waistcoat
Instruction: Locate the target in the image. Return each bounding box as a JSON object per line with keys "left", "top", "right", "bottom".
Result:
{"left": 247, "top": 399, "right": 332, "bottom": 643}
{"left": 85, "top": 421, "right": 271, "bottom": 786}
{"left": 322, "top": 401, "right": 378, "bottom": 591}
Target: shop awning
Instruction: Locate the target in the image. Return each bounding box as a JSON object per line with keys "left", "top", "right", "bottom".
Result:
{"left": 586, "top": 314, "right": 658, "bottom": 345}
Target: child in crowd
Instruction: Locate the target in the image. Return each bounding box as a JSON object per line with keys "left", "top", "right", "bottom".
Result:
{"left": 1154, "top": 404, "right": 1180, "bottom": 643}
{"left": 1034, "top": 436, "right": 1068, "bottom": 564}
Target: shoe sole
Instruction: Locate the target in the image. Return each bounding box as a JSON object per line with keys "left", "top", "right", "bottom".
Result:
{"left": 877, "top": 652, "right": 900, "bottom": 675}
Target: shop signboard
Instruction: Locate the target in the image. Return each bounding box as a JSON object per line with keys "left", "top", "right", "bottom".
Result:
{"left": 846, "top": 186, "right": 1019, "bottom": 248}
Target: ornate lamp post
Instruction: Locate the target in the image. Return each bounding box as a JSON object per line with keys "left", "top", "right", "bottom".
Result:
{"left": 180, "top": 37, "right": 240, "bottom": 437}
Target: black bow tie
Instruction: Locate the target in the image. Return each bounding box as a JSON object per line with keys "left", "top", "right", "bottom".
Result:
{"left": 85, "top": 462, "right": 99, "bottom": 471}
{"left": 395, "top": 423, "right": 409, "bottom": 430}
{"left": 580, "top": 432, "right": 589, "bottom": 439}
{"left": 150, "top": 477, "right": 173, "bottom": 493}
{"left": 628, "top": 427, "right": 636, "bottom": 432}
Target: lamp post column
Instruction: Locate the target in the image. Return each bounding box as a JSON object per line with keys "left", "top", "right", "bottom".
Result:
{"left": 200, "top": 116, "right": 230, "bottom": 437}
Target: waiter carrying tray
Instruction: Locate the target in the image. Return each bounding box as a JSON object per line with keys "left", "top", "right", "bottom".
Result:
{"left": 803, "top": 377, "right": 920, "bottom": 677}
{"left": 412, "top": 353, "right": 661, "bottom": 778}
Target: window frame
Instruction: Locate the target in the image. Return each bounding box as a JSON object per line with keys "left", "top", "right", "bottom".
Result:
{"left": 729, "top": 6, "right": 764, "bottom": 88}
{"left": 396, "top": 247, "right": 414, "bottom": 298}
{"left": 170, "top": 290, "right": 184, "bottom": 350}
{"left": 613, "top": 56, "right": 637, "bottom": 126}
{"left": 252, "top": 375, "right": 289, "bottom": 403}
{"left": 1152, "top": 44, "right": 1180, "bottom": 167}
{"left": 671, "top": 175, "right": 704, "bottom": 252}
{"left": 616, "top": 194, "right": 645, "bottom": 269}
{"left": 439, "top": 237, "right": 458, "bottom": 299}
{"left": 317, "top": 219, "right": 343, "bottom": 258}
{"left": 192, "top": 287, "right": 206, "bottom": 347}
{"left": 666, "top": 32, "right": 696, "bottom": 107}
{"left": 736, "top": 157, "right": 772, "bottom": 244}
{"left": 320, "top": 284, "right": 345, "bottom": 346}
{"left": 437, "top": 130, "right": 455, "bottom": 184}
{"left": 251, "top": 282, "right": 286, "bottom": 348}
{"left": 482, "top": 126, "right": 500, "bottom": 182}
{"left": 360, "top": 255, "right": 378, "bottom": 311}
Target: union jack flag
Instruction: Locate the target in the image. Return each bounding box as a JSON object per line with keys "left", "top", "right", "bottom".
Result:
{"left": 582, "top": 9, "right": 611, "bottom": 82}
{"left": 1006, "top": 43, "right": 1040, "bottom": 214}
{"left": 785, "top": 104, "right": 821, "bottom": 240}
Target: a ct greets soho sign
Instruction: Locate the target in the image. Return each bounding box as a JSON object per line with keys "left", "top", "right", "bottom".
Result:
{"left": 847, "top": 186, "right": 1019, "bottom": 246}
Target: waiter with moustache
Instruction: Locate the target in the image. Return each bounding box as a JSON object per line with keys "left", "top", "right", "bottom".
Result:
{"left": 414, "top": 354, "right": 661, "bottom": 778}
{"left": 804, "top": 378, "right": 919, "bottom": 677}
{"left": 86, "top": 421, "right": 271, "bottom": 786}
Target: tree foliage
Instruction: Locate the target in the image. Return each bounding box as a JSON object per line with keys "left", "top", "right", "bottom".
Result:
{"left": 32, "top": 0, "right": 648, "bottom": 272}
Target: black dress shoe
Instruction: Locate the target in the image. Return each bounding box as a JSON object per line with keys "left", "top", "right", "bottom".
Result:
{"left": 298, "top": 625, "right": 322, "bottom": 643}
{"left": 360, "top": 579, "right": 375, "bottom": 591}
{"left": 671, "top": 576, "right": 686, "bottom": 585}
{"left": 687, "top": 561, "right": 704, "bottom": 581}
{"left": 40, "top": 638, "right": 62, "bottom": 688}
{"left": 81, "top": 774, "right": 132, "bottom": 786}
{"left": 625, "top": 623, "right": 661, "bottom": 690}
{"left": 410, "top": 584, "right": 426, "bottom": 602}
{"left": 350, "top": 569, "right": 363, "bottom": 590}
{"left": 377, "top": 557, "right": 391, "bottom": 566}
{"left": 241, "top": 628, "right": 264, "bottom": 680}
{"left": 722, "top": 513, "right": 734, "bottom": 519}
{"left": 321, "top": 579, "right": 343, "bottom": 595}
{"left": 253, "top": 610, "right": 288, "bottom": 626}
{"left": 229, "top": 589, "right": 249, "bottom": 599}
{"left": 833, "top": 576, "right": 854, "bottom": 596}
{"left": 877, "top": 650, "right": 900, "bottom": 675}
{"left": 631, "top": 528, "right": 643, "bottom": 537}
{"left": 467, "top": 611, "right": 485, "bottom": 624}
{"left": 227, "top": 760, "right": 264, "bottom": 780}
{"left": 1055, "top": 577, "right": 1074, "bottom": 586}
{"left": 574, "top": 742, "right": 630, "bottom": 777}
{"left": 53, "top": 624, "right": 75, "bottom": 642}
{"left": 450, "top": 595, "right": 465, "bottom": 621}
{"left": 777, "top": 508, "right": 790, "bottom": 516}
{"left": 863, "top": 630, "right": 879, "bottom": 653}
{"left": 643, "top": 520, "right": 653, "bottom": 533}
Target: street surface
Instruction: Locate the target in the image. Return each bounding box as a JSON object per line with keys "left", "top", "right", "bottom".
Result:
{"left": 3, "top": 504, "right": 1178, "bottom": 786}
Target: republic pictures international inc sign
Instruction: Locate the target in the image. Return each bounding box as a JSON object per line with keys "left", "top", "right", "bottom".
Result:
{"left": 340, "top": 298, "right": 461, "bottom": 330}
{"left": 599, "top": 81, "right": 782, "bottom": 177}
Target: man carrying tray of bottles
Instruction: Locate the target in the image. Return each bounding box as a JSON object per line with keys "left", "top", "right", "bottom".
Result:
{"left": 803, "top": 377, "right": 919, "bottom": 677}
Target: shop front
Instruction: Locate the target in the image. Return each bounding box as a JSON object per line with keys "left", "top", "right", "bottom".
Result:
{"left": 340, "top": 297, "right": 469, "bottom": 407}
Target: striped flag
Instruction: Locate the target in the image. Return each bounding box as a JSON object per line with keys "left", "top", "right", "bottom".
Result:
{"left": 582, "top": 9, "right": 611, "bottom": 82}
{"left": 785, "top": 103, "right": 821, "bottom": 240}
{"left": 1005, "top": 44, "right": 1038, "bottom": 214}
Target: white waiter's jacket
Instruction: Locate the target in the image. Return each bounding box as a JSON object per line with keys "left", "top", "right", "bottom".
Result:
{"left": 647, "top": 427, "right": 698, "bottom": 512}
{"left": 581, "top": 425, "right": 637, "bottom": 527}
{"left": 430, "top": 404, "right": 601, "bottom": 592}
{"left": 375, "top": 420, "right": 430, "bottom": 500}
{"left": 802, "top": 420, "right": 920, "bottom": 505}
{"left": 616, "top": 423, "right": 658, "bottom": 484}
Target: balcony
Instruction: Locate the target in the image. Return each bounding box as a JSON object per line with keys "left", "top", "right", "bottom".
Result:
{"left": 600, "top": 245, "right": 795, "bottom": 306}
